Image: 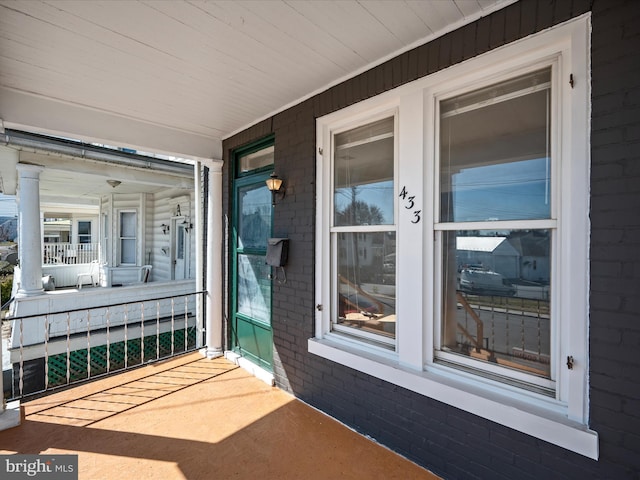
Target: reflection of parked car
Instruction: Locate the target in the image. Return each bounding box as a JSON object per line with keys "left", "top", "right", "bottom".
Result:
{"left": 458, "top": 268, "right": 516, "bottom": 297}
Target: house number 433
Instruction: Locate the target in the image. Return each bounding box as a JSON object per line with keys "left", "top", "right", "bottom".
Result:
{"left": 399, "top": 186, "right": 421, "bottom": 224}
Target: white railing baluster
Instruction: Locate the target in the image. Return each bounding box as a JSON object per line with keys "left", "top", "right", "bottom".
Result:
{"left": 171, "top": 298, "right": 175, "bottom": 356}
{"left": 66, "top": 312, "right": 71, "bottom": 385}
{"left": 87, "top": 310, "right": 91, "bottom": 379}
{"left": 140, "top": 302, "right": 145, "bottom": 365}
{"left": 184, "top": 295, "right": 188, "bottom": 351}
{"left": 537, "top": 300, "right": 542, "bottom": 357}
{"left": 124, "top": 304, "right": 129, "bottom": 369}
{"left": 156, "top": 301, "right": 160, "bottom": 360}
{"left": 505, "top": 302, "right": 510, "bottom": 358}
{"left": 106, "top": 307, "right": 111, "bottom": 373}
{"left": 42, "top": 242, "right": 99, "bottom": 265}
{"left": 18, "top": 318, "right": 23, "bottom": 397}
{"left": 520, "top": 297, "right": 526, "bottom": 355}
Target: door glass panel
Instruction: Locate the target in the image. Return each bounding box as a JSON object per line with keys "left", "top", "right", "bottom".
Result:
{"left": 238, "top": 185, "right": 271, "bottom": 250}
{"left": 237, "top": 254, "right": 271, "bottom": 324}
{"left": 177, "top": 225, "right": 185, "bottom": 260}
{"left": 440, "top": 68, "right": 551, "bottom": 222}
{"left": 334, "top": 117, "right": 394, "bottom": 226}
{"left": 441, "top": 229, "right": 551, "bottom": 380}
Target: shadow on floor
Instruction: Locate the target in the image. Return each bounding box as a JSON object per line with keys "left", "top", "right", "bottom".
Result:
{"left": 0, "top": 354, "right": 439, "bottom": 480}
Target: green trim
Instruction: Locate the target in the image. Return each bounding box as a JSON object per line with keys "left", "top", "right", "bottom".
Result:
{"left": 233, "top": 134, "right": 275, "bottom": 178}
{"left": 230, "top": 136, "right": 275, "bottom": 371}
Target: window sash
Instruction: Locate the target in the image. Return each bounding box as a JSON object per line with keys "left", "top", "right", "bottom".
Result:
{"left": 119, "top": 211, "right": 137, "bottom": 265}
{"left": 433, "top": 64, "right": 560, "bottom": 393}
{"left": 329, "top": 114, "right": 397, "bottom": 346}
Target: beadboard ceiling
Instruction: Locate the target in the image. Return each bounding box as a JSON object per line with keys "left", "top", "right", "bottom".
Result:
{"left": 0, "top": 0, "right": 512, "bottom": 161}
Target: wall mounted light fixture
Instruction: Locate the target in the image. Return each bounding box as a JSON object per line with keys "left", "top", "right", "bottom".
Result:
{"left": 161, "top": 223, "right": 170, "bottom": 234}
{"left": 266, "top": 172, "right": 285, "bottom": 206}
{"left": 182, "top": 218, "right": 193, "bottom": 233}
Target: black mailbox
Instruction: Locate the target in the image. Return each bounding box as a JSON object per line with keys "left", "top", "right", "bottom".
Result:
{"left": 266, "top": 238, "right": 289, "bottom": 267}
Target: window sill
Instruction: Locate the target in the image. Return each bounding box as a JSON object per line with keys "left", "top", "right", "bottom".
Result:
{"left": 308, "top": 337, "right": 598, "bottom": 459}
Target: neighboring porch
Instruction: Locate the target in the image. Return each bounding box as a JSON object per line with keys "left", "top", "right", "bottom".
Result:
{"left": 0, "top": 352, "right": 439, "bottom": 480}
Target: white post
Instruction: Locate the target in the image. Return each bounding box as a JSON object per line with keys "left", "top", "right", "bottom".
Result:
{"left": 194, "top": 161, "right": 204, "bottom": 349}
{"left": 16, "top": 164, "right": 44, "bottom": 297}
{"left": 0, "top": 314, "right": 21, "bottom": 430}
{"left": 203, "top": 160, "right": 224, "bottom": 358}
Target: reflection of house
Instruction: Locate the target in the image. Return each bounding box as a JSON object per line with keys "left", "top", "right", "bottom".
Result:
{"left": 456, "top": 236, "right": 520, "bottom": 278}
{"left": 457, "top": 233, "right": 550, "bottom": 282}
{"left": 507, "top": 231, "right": 551, "bottom": 283}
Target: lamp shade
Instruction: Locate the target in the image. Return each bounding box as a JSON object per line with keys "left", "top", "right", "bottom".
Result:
{"left": 266, "top": 174, "right": 283, "bottom": 192}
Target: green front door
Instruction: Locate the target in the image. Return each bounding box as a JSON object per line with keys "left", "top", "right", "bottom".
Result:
{"left": 231, "top": 172, "right": 273, "bottom": 370}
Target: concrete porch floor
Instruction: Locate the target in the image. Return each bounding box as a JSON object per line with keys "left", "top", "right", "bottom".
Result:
{"left": 0, "top": 352, "right": 440, "bottom": 479}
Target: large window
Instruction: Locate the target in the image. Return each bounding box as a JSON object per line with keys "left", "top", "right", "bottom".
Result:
{"left": 436, "top": 68, "right": 555, "bottom": 394}
{"left": 312, "top": 17, "right": 596, "bottom": 458}
{"left": 332, "top": 116, "right": 396, "bottom": 345}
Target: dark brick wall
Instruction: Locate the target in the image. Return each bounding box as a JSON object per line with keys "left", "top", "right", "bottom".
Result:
{"left": 589, "top": 0, "right": 640, "bottom": 476}
{"left": 222, "top": 1, "right": 640, "bottom": 478}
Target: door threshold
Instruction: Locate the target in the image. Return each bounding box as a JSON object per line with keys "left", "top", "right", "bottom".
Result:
{"left": 224, "top": 351, "right": 275, "bottom": 386}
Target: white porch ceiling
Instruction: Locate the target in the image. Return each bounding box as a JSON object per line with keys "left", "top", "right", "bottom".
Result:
{"left": 0, "top": 0, "right": 513, "bottom": 162}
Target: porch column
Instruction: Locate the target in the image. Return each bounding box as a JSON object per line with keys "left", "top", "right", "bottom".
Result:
{"left": 16, "top": 164, "right": 44, "bottom": 297}
{"left": 203, "top": 160, "right": 224, "bottom": 358}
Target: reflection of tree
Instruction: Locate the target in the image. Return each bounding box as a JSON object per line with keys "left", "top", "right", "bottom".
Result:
{"left": 241, "top": 210, "right": 269, "bottom": 249}
{"left": 336, "top": 187, "right": 385, "bottom": 287}
{"left": 335, "top": 187, "right": 384, "bottom": 225}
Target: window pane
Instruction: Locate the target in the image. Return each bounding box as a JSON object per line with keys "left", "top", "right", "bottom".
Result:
{"left": 239, "top": 145, "right": 274, "bottom": 173}
{"left": 120, "top": 212, "right": 137, "bottom": 237}
{"left": 237, "top": 254, "right": 271, "bottom": 324}
{"left": 121, "top": 238, "right": 136, "bottom": 264}
{"left": 334, "top": 117, "right": 394, "bottom": 226}
{"left": 441, "top": 229, "right": 551, "bottom": 381}
{"left": 440, "top": 69, "right": 551, "bottom": 222}
{"left": 78, "top": 221, "right": 91, "bottom": 235}
{"left": 334, "top": 232, "right": 396, "bottom": 340}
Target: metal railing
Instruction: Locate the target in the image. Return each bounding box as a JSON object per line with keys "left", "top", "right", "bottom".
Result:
{"left": 43, "top": 243, "right": 99, "bottom": 265}
{"left": 2, "top": 291, "right": 206, "bottom": 401}
{"left": 455, "top": 291, "right": 550, "bottom": 377}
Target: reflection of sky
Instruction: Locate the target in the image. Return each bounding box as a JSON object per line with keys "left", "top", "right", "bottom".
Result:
{"left": 335, "top": 181, "right": 394, "bottom": 224}
{"left": 450, "top": 158, "right": 550, "bottom": 222}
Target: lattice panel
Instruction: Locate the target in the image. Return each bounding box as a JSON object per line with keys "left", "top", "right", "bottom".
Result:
{"left": 47, "top": 327, "right": 196, "bottom": 388}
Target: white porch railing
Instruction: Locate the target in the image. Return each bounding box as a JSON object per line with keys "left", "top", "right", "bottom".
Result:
{"left": 43, "top": 243, "right": 99, "bottom": 265}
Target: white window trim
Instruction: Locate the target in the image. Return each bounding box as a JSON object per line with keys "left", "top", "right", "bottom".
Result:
{"left": 311, "top": 15, "right": 597, "bottom": 459}
{"left": 329, "top": 110, "right": 399, "bottom": 348}
{"left": 118, "top": 209, "right": 138, "bottom": 266}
